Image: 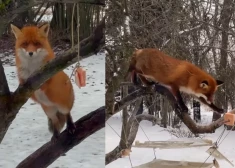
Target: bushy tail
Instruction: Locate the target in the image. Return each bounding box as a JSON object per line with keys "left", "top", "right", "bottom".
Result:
{"left": 48, "top": 112, "right": 66, "bottom": 133}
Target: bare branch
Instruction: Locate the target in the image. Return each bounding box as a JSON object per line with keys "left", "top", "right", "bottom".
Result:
{"left": 36, "top": 0, "right": 105, "bottom": 5}
{"left": 105, "top": 114, "right": 156, "bottom": 165}
{"left": 106, "top": 88, "right": 150, "bottom": 121}
{"left": 110, "top": 83, "right": 225, "bottom": 134}
{"left": 16, "top": 106, "right": 105, "bottom": 168}
{"left": 0, "top": 60, "right": 10, "bottom": 96}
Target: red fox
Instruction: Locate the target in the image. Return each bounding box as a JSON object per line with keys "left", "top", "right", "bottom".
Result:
{"left": 11, "top": 23, "right": 76, "bottom": 141}
{"left": 125, "top": 48, "right": 224, "bottom": 113}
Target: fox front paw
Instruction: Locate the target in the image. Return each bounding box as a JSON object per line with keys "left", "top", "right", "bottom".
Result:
{"left": 67, "top": 123, "right": 76, "bottom": 135}
{"left": 51, "top": 133, "right": 59, "bottom": 143}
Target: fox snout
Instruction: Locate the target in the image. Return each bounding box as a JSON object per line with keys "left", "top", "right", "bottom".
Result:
{"left": 28, "top": 52, "right": 34, "bottom": 57}
{"left": 19, "top": 48, "right": 37, "bottom": 58}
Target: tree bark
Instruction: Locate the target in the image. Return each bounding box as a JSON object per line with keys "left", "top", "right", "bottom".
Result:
{"left": 38, "top": 0, "right": 105, "bottom": 5}
{"left": 105, "top": 114, "right": 156, "bottom": 165}
{"left": 0, "top": 60, "right": 11, "bottom": 142}
{"left": 214, "top": 0, "right": 234, "bottom": 115}
{"left": 16, "top": 106, "right": 105, "bottom": 168}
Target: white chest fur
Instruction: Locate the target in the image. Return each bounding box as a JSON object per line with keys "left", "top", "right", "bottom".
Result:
{"left": 17, "top": 48, "right": 47, "bottom": 80}
{"left": 18, "top": 63, "right": 43, "bottom": 80}
{"left": 34, "top": 89, "right": 54, "bottom": 106}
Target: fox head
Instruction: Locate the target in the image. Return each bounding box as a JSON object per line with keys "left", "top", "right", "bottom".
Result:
{"left": 189, "top": 77, "right": 224, "bottom": 104}
{"left": 11, "top": 24, "right": 50, "bottom": 63}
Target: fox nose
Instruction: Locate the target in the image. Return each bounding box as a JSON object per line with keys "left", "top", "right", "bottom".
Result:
{"left": 28, "top": 52, "right": 33, "bottom": 56}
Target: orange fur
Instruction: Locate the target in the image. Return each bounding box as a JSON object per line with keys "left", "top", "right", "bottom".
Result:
{"left": 126, "top": 48, "right": 223, "bottom": 111}
{"left": 11, "top": 24, "right": 75, "bottom": 141}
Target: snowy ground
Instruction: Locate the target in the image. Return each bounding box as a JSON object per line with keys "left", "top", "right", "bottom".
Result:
{"left": 106, "top": 109, "right": 235, "bottom": 168}
{"left": 0, "top": 53, "right": 105, "bottom": 168}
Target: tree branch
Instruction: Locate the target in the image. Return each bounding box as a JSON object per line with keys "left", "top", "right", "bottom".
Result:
{"left": 152, "top": 84, "right": 225, "bottom": 134}
{"left": 16, "top": 106, "right": 105, "bottom": 168}
{"left": 105, "top": 114, "right": 156, "bottom": 165}
{"left": 118, "top": 83, "right": 225, "bottom": 134}
{"left": 0, "top": 60, "right": 11, "bottom": 142}
{"left": 0, "top": 60, "right": 10, "bottom": 96}
{"left": 106, "top": 87, "right": 150, "bottom": 121}
{"left": 44, "top": 0, "right": 105, "bottom": 5}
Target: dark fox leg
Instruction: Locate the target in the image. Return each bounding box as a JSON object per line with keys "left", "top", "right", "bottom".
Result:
{"left": 42, "top": 105, "right": 65, "bottom": 142}
{"left": 170, "top": 86, "right": 188, "bottom": 113}
{"left": 137, "top": 74, "right": 155, "bottom": 87}
{"left": 132, "top": 70, "right": 139, "bottom": 85}
{"left": 66, "top": 113, "right": 76, "bottom": 134}
{"left": 51, "top": 126, "right": 60, "bottom": 142}
{"left": 175, "top": 90, "right": 188, "bottom": 113}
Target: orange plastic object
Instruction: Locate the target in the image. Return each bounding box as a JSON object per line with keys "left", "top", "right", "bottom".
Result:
{"left": 224, "top": 113, "right": 235, "bottom": 126}
{"left": 75, "top": 67, "right": 86, "bottom": 88}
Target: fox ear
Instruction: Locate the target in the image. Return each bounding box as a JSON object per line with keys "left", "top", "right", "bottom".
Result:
{"left": 200, "top": 80, "right": 208, "bottom": 89}
{"left": 216, "top": 80, "right": 224, "bottom": 87}
{"left": 39, "top": 23, "right": 50, "bottom": 37}
{"left": 10, "top": 24, "right": 22, "bottom": 39}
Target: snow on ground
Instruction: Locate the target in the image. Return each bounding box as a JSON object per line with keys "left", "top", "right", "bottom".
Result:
{"left": 0, "top": 52, "right": 105, "bottom": 168}
{"left": 106, "top": 109, "right": 235, "bottom": 168}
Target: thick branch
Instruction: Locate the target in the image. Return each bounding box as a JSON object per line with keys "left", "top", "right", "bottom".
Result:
{"left": 106, "top": 87, "right": 150, "bottom": 121}
{"left": 0, "top": 60, "right": 10, "bottom": 96}
{"left": 152, "top": 84, "right": 225, "bottom": 134}
{"left": 0, "top": 60, "right": 11, "bottom": 143}
{"left": 105, "top": 114, "right": 156, "bottom": 165}
{"left": 16, "top": 106, "right": 105, "bottom": 168}
{"left": 118, "top": 83, "right": 225, "bottom": 134}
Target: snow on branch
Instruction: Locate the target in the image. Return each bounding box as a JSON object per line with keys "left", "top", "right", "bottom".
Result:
{"left": 16, "top": 106, "right": 105, "bottom": 168}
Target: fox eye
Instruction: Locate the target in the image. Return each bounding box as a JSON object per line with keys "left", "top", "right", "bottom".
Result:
{"left": 202, "top": 80, "right": 208, "bottom": 85}
{"left": 34, "top": 41, "right": 41, "bottom": 47}
{"left": 21, "top": 42, "right": 28, "bottom": 47}
{"left": 200, "top": 80, "right": 209, "bottom": 89}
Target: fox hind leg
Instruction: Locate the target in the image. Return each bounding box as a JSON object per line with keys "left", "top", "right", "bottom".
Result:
{"left": 66, "top": 113, "right": 76, "bottom": 134}
{"left": 57, "top": 106, "right": 76, "bottom": 135}
{"left": 42, "top": 105, "right": 65, "bottom": 142}
{"left": 136, "top": 73, "right": 155, "bottom": 87}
